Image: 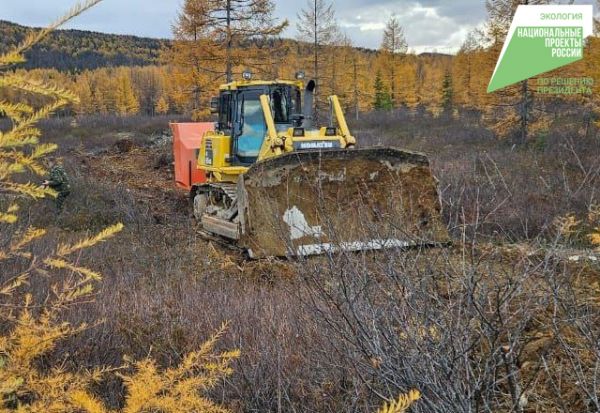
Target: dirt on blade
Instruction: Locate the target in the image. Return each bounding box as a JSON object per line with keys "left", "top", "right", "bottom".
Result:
{"left": 239, "top": 147, "right": 450, "bottom": 257}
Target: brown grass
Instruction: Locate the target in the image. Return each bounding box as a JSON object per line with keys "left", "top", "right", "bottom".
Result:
{"left": 1, "top": 112, "right": 599, "bottom": 412}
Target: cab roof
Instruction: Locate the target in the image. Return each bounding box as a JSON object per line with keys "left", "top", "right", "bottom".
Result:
{"left": 219, "top": 79, "right": 303, "bottom": 91}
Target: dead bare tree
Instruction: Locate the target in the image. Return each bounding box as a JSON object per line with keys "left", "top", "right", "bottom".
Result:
{"left": 296, "top": 0, "right": 339, "bottom": 120}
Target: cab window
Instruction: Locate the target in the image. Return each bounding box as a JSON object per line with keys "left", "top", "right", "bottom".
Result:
{"left": 293, "top": 89, "right": 301, "bottom": 115}
{"left": 236, "top": 90, "right": 266, "bottom": 159}
{"left": 271, "top": 88, "right": 290, "bottom": 123}
{"left": 219, "top": 93, "right": 232, "bottom": 131}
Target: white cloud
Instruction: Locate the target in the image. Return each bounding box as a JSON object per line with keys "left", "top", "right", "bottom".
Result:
{"left": 330, "top": 1, "right": 484, "bottom": 51}
{"left": 339, "top": 21, "right": 386, "bottom": 32}
{"left": 2, "top": 0, "right": 500, "bottom": 52}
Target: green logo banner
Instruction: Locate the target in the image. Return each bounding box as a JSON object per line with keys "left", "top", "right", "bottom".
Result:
{"left": 488, "top": 5, "right": 593, "bottom": 93}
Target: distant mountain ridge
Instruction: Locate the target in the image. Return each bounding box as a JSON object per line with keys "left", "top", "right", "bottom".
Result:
{"left": 0, "top": 20, "right": 170, "bottom": 71}
{"left": 0, "top": 20, "right": 453, "bottom": 72}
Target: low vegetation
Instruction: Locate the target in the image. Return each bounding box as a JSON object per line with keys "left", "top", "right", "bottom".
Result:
{"left": 1, "top": 104, "right": 597, "bottom": 412}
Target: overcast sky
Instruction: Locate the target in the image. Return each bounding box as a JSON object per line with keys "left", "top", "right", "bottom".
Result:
{"left": 2, "top": 0, "right": 597, "bottom": 53}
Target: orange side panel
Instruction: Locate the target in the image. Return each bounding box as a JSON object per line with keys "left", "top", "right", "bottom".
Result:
{"left": 170, "top": 122, "right": 214, "bottom": 190}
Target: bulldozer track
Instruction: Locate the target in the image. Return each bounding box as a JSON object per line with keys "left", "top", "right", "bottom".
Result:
{"left": 195, "top": 225, "right": 246, "bottom": 255}
{"left": 203, "top": 182, "right": 238, "bottom": 203}
{"left": 212, "top": 183, "right": 238, "bottom": 203}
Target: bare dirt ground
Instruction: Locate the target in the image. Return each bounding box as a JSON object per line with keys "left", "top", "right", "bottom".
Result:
{"left": 83, "top": 144, "right": 188, "bottom": 222}
{"left": 77, "top": 136, "right": 297, "bottom": 276}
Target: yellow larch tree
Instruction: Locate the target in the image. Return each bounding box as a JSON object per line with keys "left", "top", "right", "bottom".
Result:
{"left": 73, "top": 72, "right": 95, "bottom": 115}
{"left": 155, "top": 94, "right": 169, "bottom": 115}
{"left": 379, "top": 15, "right": 408, "bottom": 109}
{"left": 394, "top": 54, "right": 419, "bottom": 110}
{"left": 452, "top": 52, "right": 472, "bottom": 109}
{"left": 167, "top": 0, "right": 287, "bottom": 119}
{"left": 92, "top": 68, "right": 115, "bottom": 114}
{"left": 1, "top": 2, "right": 239, "bottom": 412}
{"left": 167, "top": 5, "right": 217, "bottom": 118}
{"left": 337, "top": 38, "right": 371, "bottom": 119}
{"left": 115, "top": 68, "right": 139, "bottom": 115}
{"left": 320, "top": 30, "right": 350, "bottom": 106}
{"left": 419, "top": 55, "right": 449, "bottom": 116}
{"left": 451, "top": 30, "right": 484, "bottom": 111}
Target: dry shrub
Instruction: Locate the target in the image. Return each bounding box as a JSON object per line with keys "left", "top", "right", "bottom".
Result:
{"left": 293, "top": 236, "right": 599, "bottom": 412}
{"left": 353, "top": 111, "right": 600, "bottom": 244}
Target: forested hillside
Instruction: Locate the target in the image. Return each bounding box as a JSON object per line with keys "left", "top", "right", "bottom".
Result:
{"left": 1, "top": 1, "right": 598, "bottom": 143}
{"left": 0, "top": 20, "right": 168, "bottom": 70}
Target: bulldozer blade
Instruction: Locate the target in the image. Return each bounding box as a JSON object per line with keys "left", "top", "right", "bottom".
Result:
{"left": 237, "top": 147, "right": 450, "bottom": 258}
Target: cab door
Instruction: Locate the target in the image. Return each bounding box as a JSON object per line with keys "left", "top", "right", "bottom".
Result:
{"left": 232, "top": 89, "right": 267, "bottom": 164}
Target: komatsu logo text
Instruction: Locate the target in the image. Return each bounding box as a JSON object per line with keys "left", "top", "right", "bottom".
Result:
{"left": 294, "top": 141, "right": 340, "bottom": 150}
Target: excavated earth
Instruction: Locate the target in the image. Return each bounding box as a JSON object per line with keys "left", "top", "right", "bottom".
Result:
{"left": 240, "top": 148, "right": 450, "bottom": 257}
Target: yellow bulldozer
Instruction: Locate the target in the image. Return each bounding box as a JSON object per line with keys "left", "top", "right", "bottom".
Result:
{"left": 172, "top": 71, "right": 449, "bottom": 258}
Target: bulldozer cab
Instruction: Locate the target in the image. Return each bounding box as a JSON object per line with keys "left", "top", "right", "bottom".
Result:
{"left": 215, "top": 83, "right": 302, "bottom": 165}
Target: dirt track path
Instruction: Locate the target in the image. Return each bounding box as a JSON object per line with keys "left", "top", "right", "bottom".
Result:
{"left": 79, "top": 143, "right": 291, "bottom": 276}
{"left": 82, "top": 146, "right": 185, "bottom": 218}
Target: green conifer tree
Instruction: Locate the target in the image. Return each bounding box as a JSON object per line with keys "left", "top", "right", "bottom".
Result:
{"left": 373, "top": 71, "right": 392, "bottom": 111}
